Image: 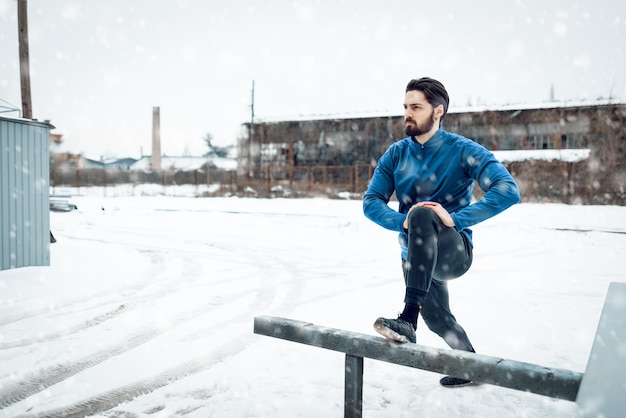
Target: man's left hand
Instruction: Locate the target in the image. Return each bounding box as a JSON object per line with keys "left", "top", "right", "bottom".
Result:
{"left": 415, "top": 201, "right": 455, "bottom": 227}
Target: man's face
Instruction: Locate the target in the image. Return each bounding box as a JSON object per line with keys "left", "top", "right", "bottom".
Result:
{"left": 404, "top": 90, "right": 437, "bottom": 137}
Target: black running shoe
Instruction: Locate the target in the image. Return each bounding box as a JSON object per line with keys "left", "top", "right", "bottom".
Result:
{"left": 439, "top": 376, "right": 474, "bottom": 387}
{"left": 373, "top": 317, "right": 416, "bottom": 343}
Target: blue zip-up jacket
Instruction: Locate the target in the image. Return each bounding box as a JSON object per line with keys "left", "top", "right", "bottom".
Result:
{"left": 363, "top": 129, "right": 520, "bottom": 259}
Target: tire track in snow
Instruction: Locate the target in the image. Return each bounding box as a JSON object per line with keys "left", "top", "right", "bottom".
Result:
{"left": 0, "top": 304, "right": 128, "bottom": 350}
{"left": 0, "top": 243, "right": 177, "bottom": 329}
{"left": 39, "top": 246, "right": 303, "bottom": 417}
{"left": 80, "top": 241, "right": 311, "bottom": 417}
{"left": 0, "top": 281, "right": 259, "bottom": 411}
{"left": 0, "top": 248, "right": 203, "bottom": 350}
{"left": 4, "top": 278, "right": 277, "bottom": 417}
{"left": 4, "top": 206, "right": 333, "bottom": 416}
{"left": 1, "top": 236, "right": 297, "bottom": 415}
{"left": 0, "top": 328, "right": 159, "bottom": 409}
{"left": 0, "top": 233, "right": 256, "bottom": 348}
{"left": 12, "top": 325, "right": 253, "bottom": 418}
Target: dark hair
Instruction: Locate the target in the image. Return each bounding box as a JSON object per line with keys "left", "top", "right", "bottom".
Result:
{"left": 406, "top": 77, "right": 449, "bottom": 122}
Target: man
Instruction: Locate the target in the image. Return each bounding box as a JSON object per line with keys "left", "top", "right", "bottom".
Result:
{"left": 363, "top": 77, "right": 520, "bottom": 387}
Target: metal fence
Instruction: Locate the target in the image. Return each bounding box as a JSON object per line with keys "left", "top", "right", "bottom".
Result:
{"left": 50, "top": 160, "right": 626, "bottom": 204}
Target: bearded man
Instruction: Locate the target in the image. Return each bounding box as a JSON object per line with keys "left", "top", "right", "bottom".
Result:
{"left": 363, "top": 77, "right": 520, "bottom": 387}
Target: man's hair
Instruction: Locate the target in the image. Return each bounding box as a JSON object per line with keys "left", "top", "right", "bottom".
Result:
{"left": 406, "top": 77, "right": 450, "bottom": 122}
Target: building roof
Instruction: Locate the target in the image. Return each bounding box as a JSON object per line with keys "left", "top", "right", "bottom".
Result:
{"left": 131, "top": 156, "right": 237, "bottom": 171}
{"left": 0, "top": 114, "right": 56, "bottom": 129}
{"left": 252, "top": 99, "right": 626, "bottom": 125}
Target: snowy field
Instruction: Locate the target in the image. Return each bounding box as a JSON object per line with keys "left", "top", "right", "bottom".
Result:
{"left": 1, "top": 188, "right": 625, "bottom": 417}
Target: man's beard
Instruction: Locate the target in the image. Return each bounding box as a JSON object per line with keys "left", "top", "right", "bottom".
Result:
{"left": 404, "top": 109, "right": 436, "bottom": 137}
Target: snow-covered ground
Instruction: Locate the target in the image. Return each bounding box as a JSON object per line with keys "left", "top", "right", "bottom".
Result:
{"left": 1, "top": 189, "right": 625, "bottom": 417}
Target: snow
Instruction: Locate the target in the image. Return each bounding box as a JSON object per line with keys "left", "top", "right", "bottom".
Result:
{"left": 257, "top": 99, "right": 626, "bottom": 125}
{"left": 1, "top": 189, "right": 625, "bottom": 417}
{"left": 492, "top": 148, "right": 591, "bottom": 163}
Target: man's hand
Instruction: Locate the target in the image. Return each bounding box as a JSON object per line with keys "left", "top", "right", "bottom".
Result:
{"left": 403, "top": 201, "right": 455, "bottom": 229}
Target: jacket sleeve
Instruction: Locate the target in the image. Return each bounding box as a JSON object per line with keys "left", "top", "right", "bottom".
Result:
{"left": 450, "top": 150, "right": 521, "bottom": 231}
{"left": 363, "top": 149, "right": 406, "bottom": 232}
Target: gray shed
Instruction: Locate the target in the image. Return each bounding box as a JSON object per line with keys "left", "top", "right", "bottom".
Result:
{"left": 0, "top": 116, "right": 52, "bottom": 270}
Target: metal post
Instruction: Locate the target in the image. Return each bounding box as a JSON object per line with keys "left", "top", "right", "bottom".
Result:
{"left": 345, "top": 354, "right": 363, "bottom": 418}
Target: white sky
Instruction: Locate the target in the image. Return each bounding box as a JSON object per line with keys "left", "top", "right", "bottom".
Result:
{"left": 1, "top": 0, "right": 625, "bottom": 159}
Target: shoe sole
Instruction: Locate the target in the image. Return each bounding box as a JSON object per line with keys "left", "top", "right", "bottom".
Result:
{"left": 373, "top": 318, "right": 410, "bottom": 343}
{"left": 440, "top": 380, "right": 481, "bottom": 388}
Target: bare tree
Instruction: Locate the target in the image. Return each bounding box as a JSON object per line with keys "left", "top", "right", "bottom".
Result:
{"left": 203, "top": 133, "right": 230, "bottom": 158}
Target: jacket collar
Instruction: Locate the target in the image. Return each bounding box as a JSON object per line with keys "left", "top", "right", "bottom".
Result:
{"left": 408, "top": 129, "right": 444, "bottom": 149}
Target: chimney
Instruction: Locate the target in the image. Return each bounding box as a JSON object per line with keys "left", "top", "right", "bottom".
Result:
{"left": 151, "top": 106, "right": 162, "bottom": 171}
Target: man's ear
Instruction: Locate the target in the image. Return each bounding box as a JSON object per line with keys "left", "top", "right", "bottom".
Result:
{"left": 434, "top": 105, "right": 443, "bottom": 120}
{"left": 434, "top": 104, "right": 444, "bottom": 120}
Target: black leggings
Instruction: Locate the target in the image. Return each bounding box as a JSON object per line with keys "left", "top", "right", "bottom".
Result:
{"left": 402, "top": 207, "right": 474, "bottom": 351}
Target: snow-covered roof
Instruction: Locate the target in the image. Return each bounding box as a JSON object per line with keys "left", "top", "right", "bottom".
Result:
{"left": 449, "top": 99, "right": 625, "bottom": 114}
{"left": 492, "top": 148, "right": 590, "bottom": 163}
{"left": 254, "top": 99, "right": 625, "bottom": 124}
{"left": 131, "top": 156, "right": 237, "bottom": 171}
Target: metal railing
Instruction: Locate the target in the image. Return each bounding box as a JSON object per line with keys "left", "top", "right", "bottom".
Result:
{"left": 254, "top": 316, "right": 581, "bottom": 417}
{"left": 254, "top": 283, "right": 626, "bottom": 417}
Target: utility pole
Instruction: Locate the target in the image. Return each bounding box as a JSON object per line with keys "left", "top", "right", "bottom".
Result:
{"left": 248, "top": 80, "right": 255, "bottom": 177}
{"left": 250, "top": 80, "right": 255, "bottom": 142}
{"left": 18, "top": 0, "right": 32, "bottom": 119}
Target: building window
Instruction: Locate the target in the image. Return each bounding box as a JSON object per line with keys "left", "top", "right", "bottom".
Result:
{"left": 530, "top": 134, "right": 555, "bottom": 149}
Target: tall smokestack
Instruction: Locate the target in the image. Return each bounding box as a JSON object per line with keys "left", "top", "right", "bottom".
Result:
{"left": 151, "top": 106, "right": 162, "bottom": 171}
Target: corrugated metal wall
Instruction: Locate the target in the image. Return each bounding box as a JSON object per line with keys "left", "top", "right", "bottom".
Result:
{"left": 0, "top": 116, "right": 51, "bottom": 270}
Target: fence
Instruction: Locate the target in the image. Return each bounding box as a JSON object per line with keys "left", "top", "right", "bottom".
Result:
{"left": 505, "top": 160, "right": 625, "bottom": 205}
{"left": 50, "top": 160, "right": 626, "bottom": 204}
{"left": 50, "top": 164, "right": 374, "bottom": 199}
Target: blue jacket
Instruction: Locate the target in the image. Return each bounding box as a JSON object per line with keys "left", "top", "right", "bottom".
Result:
{"left": 363, "top": 129, "right": 520, "bottom": 259}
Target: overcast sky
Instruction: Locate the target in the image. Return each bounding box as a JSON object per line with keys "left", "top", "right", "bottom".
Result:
{"left": 1, "top": 0, "right": 624, "bottom": 159}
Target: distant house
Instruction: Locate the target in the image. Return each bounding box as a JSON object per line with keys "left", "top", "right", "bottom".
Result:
{"left": 53, "top": 152, "right": 89, "bottom": 170}
{"left": 105, "top": 157, "right": 137, "bottom": 170}
{"left": 130, "top": 155, "right": 236, "bottom": 171}
{"left": 83, "top": 157, "right": 104, "bottom": 169}
{"left": 52, "top": 154, "right": 236, "bottom": 173}
{"left": 52, "top": 155, "right": 133, "bottom": 170}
